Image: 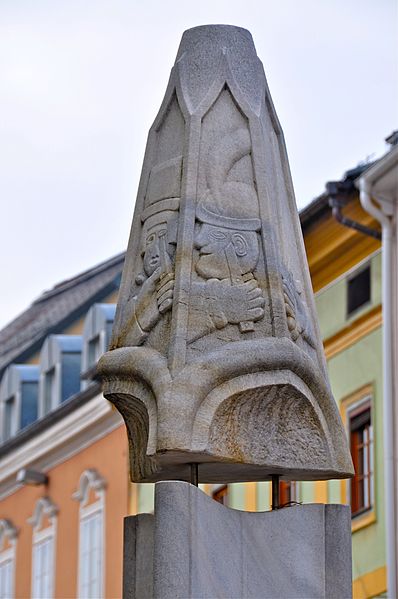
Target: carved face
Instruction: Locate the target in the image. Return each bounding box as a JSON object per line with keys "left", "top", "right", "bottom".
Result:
{"left": 142, "top": 222, "right": 168, "bottom": 276}
{"left": 194, "top": 223, "right": 231, "bottom": 279}
{"left": 194, "top": 222, "right": 259, "bottom": 280}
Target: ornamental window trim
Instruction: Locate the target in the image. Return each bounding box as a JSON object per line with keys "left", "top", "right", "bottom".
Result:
{"left": 73, "top": 469, "right": 106, "bottom": 599}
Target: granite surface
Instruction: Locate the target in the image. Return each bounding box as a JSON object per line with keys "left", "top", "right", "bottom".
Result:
{"left": 98, "top": 25, "right": 353, "bottom": 483}
{"left": 123, "top": 481, "right": 352, "bottom": 599}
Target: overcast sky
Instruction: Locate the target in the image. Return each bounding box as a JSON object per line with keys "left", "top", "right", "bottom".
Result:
{"left": 0, "top": 0, "right": 397, "bottom": 329}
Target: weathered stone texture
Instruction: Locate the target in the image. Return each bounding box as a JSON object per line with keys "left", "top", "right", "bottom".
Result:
{"left": 124, "top": 481, "right": 352, "bottom": 599}
{"left": 98, "top": 25, "right": 354, "bottom": 483}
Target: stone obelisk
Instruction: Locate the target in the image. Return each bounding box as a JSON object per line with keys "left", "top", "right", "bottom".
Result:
{"left": 99, "top": 25, "right": 353, "bottom": 598}
{"left": 99, "top": 24, "right": 353, "bottom": 485}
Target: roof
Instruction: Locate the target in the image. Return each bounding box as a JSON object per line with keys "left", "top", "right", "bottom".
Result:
{"left": 299, "top": 162, "right": 374, "bottom": 231}
{"left": 0, "top": 253, "right": 125, "bottom": 376}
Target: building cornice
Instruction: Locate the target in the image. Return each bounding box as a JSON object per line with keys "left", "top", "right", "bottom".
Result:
{"left": 0, "top": 382, "right": 104, "bottom": 458}
{"left": 0, "top": 392, "right": 123, "bottom": 501}
{"left": 324, "top": 305, "right": 382, "bottom": 360}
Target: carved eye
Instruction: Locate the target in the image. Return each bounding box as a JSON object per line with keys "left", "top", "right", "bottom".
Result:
{"left": 146, "top": 233, "right": 156, "bottom": 246}
{"left": 210, "top": 230, "right": 227, "bottom": 241}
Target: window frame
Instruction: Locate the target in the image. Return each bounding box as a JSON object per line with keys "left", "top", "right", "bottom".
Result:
{"left": 346, "top": 263, "right": 371, "bottom": 319}
{"left": 39, "top": 335, "right": 82, "bottom": 417}
{"left": 349, "top": 400, "right": 373, "bottom": 517}
{"left": 279, "top": 481, "right": 298, "bottom": 507}
{"left": 2, "top": 396, "right": 16, "bottom": 442}
{"left": 0, "top": 519, "right": 18, "bottom": 599}
{"left": 81, "top": 304, "right": 116, "bottom": 390}
{"left": 73, "top": 469, "right": 106, "bottom": 599}
{"left": 211, "top": 484, "right": 228, "bottom": 506}
{"left": 28, "top": 497, "right": 58, "bottom": 599}
{"left": 0, "top": 365, "right": 39, "bottom": 443}
{"left": 340, "top": 384, "right": 376, "bottom": 532}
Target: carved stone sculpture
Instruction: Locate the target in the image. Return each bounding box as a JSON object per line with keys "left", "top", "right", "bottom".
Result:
{"left": 98, "top": 25, "right": 354, "bottom": 483}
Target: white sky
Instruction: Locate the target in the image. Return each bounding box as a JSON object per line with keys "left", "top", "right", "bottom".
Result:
{"left": 0, "top": 0, "right": 397, "bottom": 329}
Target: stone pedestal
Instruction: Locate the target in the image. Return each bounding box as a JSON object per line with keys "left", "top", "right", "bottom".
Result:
{"left": 123, "top": 481, "right": 352, "bottom": 599}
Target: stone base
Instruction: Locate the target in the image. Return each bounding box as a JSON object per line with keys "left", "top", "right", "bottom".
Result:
{"left": 123, "top": 481, "right": 352, "bottom": 599}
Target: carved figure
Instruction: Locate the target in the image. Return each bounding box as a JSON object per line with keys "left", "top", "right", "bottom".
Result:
{"left": 188, "top": 128, "right": 265, "bottom": 344}
{"left": 116, "top": 157, "right": 181, "bottom": 347}
{"left": 99, "top": 26, "right": 354, "bottom": 485}
{"left": 282, "top": 268, "right": 316, "bottom": 348}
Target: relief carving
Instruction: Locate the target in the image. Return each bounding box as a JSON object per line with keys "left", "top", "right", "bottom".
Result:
{"left": 282, "top": 269, "right": 316, "bottom": 349}
{"left": 188, "top": 128, "right": 265, "bottom": 346}
{"left": 118, "top": 156, "right": 181, "bottom": 347}
{"left": 99, "top": 26, "right": 354, "bottom": 485}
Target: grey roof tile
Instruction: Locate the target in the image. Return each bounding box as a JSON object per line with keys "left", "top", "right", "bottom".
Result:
{"left": 0, "top": 252, "right": 125, "bottom": 375}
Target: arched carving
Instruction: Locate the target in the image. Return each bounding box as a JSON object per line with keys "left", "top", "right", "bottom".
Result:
{"left": 0, "top": 519, "right": 18, "bottom": 551}
{"left": 72, "top": 469, "right": 106, "bottom": 505}
{"left": 28, "top": 497, "right": 58, "bottom": 529}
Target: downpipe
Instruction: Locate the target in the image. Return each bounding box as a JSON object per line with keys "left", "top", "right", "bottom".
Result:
{"left": 360, "top": 180, "right": 397, "bottom": 599}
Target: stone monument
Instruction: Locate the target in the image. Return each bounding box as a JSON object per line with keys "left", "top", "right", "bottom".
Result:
{"left": 98, "top": 24, "right": 353, "bottom": 485}
{"left": 98, "top": 24, "right": 354, "bottom": 598}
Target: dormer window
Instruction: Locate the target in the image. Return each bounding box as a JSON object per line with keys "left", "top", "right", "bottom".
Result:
{"left": 44, "top": 368, "right": 55, "bottom": 415}
{"left": 88, "top": 336, "right": 101, "bottom": 368}
{"left": 3, "top": 397, "right": 14, "bottom": 441}
{"left": 81, "top": 304, "right": 116, "bottom": 388}
{"left": 39, "top": 335, "right": 82, "bottom": 416}
{"left": 0, "top": 365, "right": 39, "bottom": 442}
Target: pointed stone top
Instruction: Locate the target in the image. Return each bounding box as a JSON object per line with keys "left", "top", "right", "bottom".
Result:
{"left": 175, "top": 24, "right": 265, "bottom": 114}
{"left": 176, "top": 25, "right": 255, "bottom": 62}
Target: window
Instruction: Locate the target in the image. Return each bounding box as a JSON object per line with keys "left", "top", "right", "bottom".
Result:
{"left": 73, "top": 469, "right": 106, "bottom": 599}
{"left": 39, "top": 335, "right": 82, "bottom": 415}
{"left": 28, "top": 498, "right": 58, "bottom": 599}
{"left": 88, "top": 336, "right": 101, "bottom": 369}
{"left": 20, "top": 382, "right": 38, "bottom": 429}
{"left": 32, "top": 535, "right": 54, "bottom": 599}
{"left": 349, "top": 399, "right": 373, "bottom": 517}
{"left": 0, "top": 557, "right": 13, "bottom": 599}
{"left": 44, "top": 369, "right": 55, "bottom": 415}
{"left": 279, "top": 481, "right": 297, "bottom": 506}
{"left": 0, "top": 520, "right": 18, "bottom": 599}
{"left": 212, "top": 485, "right": 228, "bottom": 505}
{"left": 79, "top": 511, "right": 102, "bottom": 598}
{"left": 347, "top": 265, "right": 371, "bottom": 317}
{"left": 0, "top": 365, "right": 39, "bottom": 442}
{"left": 61, "top": 352, "right": 81, "bottom": 401}
{"left": 3, "top": 398, "right": 14, "bottom": 442}
{"left": 81, "top": 304, "right": 116, "bottom": 389}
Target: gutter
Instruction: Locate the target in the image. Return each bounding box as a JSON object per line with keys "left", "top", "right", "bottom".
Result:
{"left": 358, "top": 146, "right": 398, "bottom": 599}
{"left": 326, "top": 179, "right": 381, "bottom": 240}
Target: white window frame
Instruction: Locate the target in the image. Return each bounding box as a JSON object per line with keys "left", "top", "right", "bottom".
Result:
{"left": 0, "top": 519, "right": 18, "bottom": 599}
{"left": 39, "top": 336, "right": 82, "bottom": 416}
{"left": 28, "top": 497, "right": 58, "bottom": 599}
{"left": 0, "top": 365, "right": 39, "bottom": 443}
{"left": 73, "top": 469, "right": 106, "bottom": 599}
{"left": 81, "top": 304, "right": 116, "bottom": 390}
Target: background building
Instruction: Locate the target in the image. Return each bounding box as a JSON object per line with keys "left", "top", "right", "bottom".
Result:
{"left": 0, "top": 137, "right": 396, "bottom": 598}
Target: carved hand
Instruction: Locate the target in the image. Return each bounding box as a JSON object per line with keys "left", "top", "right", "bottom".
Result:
{"left": 156, "top": 272, "right": 174, "bottom": 315}
{"left": 135, "top": 267, "right": 175, "bottom": 333}
{"left": 210, "top": 278, "right": 265, "bottom": 325}
{"left": 135, "top": 267, "right": 163, "bottom": 332}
